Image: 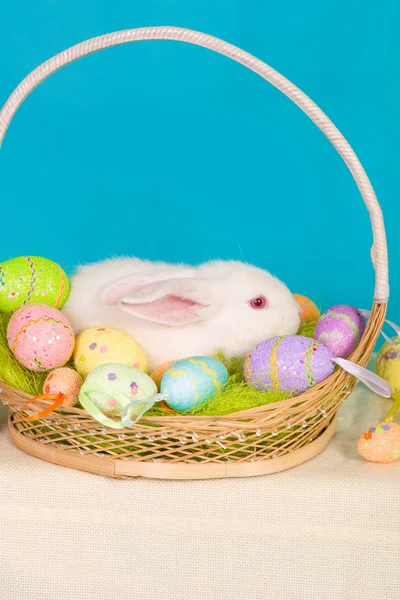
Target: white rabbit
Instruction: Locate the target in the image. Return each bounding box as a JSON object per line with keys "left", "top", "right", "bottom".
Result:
{"left": 63, "top": 257, "right": 301, "bottom": 370}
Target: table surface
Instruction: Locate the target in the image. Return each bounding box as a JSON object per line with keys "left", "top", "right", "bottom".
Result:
{"left": 1, "top": 384, "right": 400, "bottom": 600}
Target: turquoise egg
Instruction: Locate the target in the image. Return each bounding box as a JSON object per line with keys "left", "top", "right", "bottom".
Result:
{"left": 160, "top": 357, "right": 229, "bottom": 412}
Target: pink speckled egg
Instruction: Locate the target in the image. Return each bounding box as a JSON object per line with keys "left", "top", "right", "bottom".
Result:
{"left": 7, "top": 303, "right": 75, "bottom": 372}
{"left": 314, "top": 305, "right": 366, "bottom": 358}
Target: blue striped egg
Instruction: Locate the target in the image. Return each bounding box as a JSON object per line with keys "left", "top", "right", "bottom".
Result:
{"left": 160, "top": 357, "right": 228, "bottom": 412}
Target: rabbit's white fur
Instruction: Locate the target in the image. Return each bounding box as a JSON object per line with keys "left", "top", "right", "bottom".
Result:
{"left": 63, "top": 258, "right": 301, "bottom": 370}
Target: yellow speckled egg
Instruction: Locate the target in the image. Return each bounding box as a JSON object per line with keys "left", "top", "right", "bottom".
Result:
{"left": 376, "top": 337, "right": 400, "bottom": 400}
{"left": 43, "top": 367, "right": 83, "bottom": 407}
{"left": 73, "top": 327, "right": 147, "bottom": 378}
{"left": 150, "top": 360, "right": 177, "bottom": 390}
{"left": 293, "top": 294, "right": 320, "bottom": 323}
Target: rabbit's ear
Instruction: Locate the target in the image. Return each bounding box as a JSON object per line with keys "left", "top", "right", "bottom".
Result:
{"left": 102, "top": 274, "right": 158, "bottom": 306}
{"left": 102, "top": 276, "right": 216, "bottom": 326}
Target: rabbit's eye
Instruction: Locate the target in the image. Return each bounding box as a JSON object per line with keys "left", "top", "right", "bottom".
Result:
{"left": 249, "top": 296, "right": 268, "bottom": 309}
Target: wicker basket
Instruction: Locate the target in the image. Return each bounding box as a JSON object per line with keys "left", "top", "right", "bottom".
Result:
{"left": 0, "top": 26, "right": 389, "bottom": 479}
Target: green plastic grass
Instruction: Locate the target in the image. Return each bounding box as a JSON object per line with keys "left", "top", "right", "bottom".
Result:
{"left": 0, "top": 311, "right": 317, "bottom": 416}
{"left": 0, "top": 312, "right": 47, "bottom": 396}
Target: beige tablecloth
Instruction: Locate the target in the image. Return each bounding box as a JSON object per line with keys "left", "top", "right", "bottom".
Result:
{"left": 1, "top": 385, "right": 400, "bottom": 600}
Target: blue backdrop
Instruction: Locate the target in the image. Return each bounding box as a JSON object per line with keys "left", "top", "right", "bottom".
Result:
{"left": 1, "top": 1, "right": 398, "bottom": 319}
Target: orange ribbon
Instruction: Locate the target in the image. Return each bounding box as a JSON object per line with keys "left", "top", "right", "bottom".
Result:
{"left": 20, "top": 393, "right": 65, "bottom": 421}
{"left": 160, "top": 400, "right": 175, "bottom": 414}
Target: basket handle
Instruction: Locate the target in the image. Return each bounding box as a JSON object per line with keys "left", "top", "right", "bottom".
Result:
{"left": 0, "top": 26, "right": 389, "bottom": 302}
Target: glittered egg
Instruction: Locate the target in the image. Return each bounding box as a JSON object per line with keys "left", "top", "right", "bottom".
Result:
{"left": 245, "top": 335, "right": 334, "bottom": 395}
{"left": 314, "top": 305, "right": 366, "bottom": 358}
{"left": 7, "top": 303, "right": 75, "bottom": 372}
{"left": 293, "top": 294, "right": 320, "bottom": 323}
{"left": 150, "top": 360, "right": 177, "bottom": 390}
{"left": 80, "top": 363, "right": 157, "bottom": 414}
{"left": 0, "top": 256, "right": 70, "bottom": 313}
{"left": 160, "top": 357, "right": 228, "bottom": 412}
{"left": 357, "top": 422, "right": 400, "bottom": 463}
{"left": 376, "top": 337, "right": 400, "bottom": 400}
{"left": 43, "top": 367, "right": 83, "bottom": 407}
{"left": 73, "top": 327, "right": 147, "bottom": 378}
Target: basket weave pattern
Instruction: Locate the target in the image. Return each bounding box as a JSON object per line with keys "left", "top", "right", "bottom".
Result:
{"left": 0, "top": 27, "right": 389, "bottom": 479}
{"left": 0, "top": 303, "right": 386, "bottom": 477}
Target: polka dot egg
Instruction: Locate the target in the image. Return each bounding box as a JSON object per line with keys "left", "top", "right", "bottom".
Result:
{"left": 376, "top": 337, "right": 400, "bottom": 401}
{"left": 7, "top": 303, "right": 75, "bottom": 372}
{"left": 0, "top": 256, "right": 70, "bottom": 312}
{"left": 160, "top": 357, "right": 228, "bottom": 412}
{"left": 358, "top": 422, "right": 400, "bottom": 463}
{"left": 80, "top": 363, "right": 157, "bottom": 414}
{"left": 314, "top": 305, "right": 366, "bottom": 358}
{"left": 43, "top": 367, "right": 83, "bottom": 407}
{"left": 73, "top": 327, "right": 147, "bottom": 377}
{"left": 245, "top": 335, "right": 335, "bottom": 395}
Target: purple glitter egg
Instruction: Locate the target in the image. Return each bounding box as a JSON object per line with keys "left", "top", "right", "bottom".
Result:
{"left": 314, "top": 305, "right": 366, "bottom": 358}
{"left": 244, "top": 335, "right": 335, "bottom": 395}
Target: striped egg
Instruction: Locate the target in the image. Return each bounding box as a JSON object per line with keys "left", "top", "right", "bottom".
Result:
{"left": 314, "top": 305, "right": 366, "bottom": 358}
{"left": 244, "top": 335, "right": 335, "bottom": 395}
{"left": 0, "top": 256, "right": 70, "bottom": 312}
{"left": 160, "top": 357, "right": 228, "bottom": 412}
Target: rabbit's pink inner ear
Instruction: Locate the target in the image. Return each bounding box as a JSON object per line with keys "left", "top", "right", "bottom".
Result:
{"left": 101, "top": 276, "right": 151, "bottom": 306}
{"left": 120, "top": 295, "right": 206, "bottom": 325}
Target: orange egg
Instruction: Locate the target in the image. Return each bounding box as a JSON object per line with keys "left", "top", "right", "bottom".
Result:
{"left": 150, "top": 360, "right": 177, "bottom": 390}
{"left": 293, "top": 294, "right": 320, "bottom": 323}
{"left": 43, "top": 367, "right": 83, "bottom": 407}
{"left": 357, "top": 421, "right": 400, "bottom": 463}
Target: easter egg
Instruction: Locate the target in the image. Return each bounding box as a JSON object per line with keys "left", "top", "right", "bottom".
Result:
{"left": 43, "top": 367, "right": 83, "bottom": 407}
{"left": 80, "top": 363, "right": 157, "bottom": 415}
{"left": 357, "top": 422, "right": 400, "bottom": 463}
{"left": 160, "top": 357, "right": 228, "bottom": 412}
{"left": 0, "top": 256, "right": 70, "bottom": 313}
{"left": 7, "top": 303, "right": 75, "bottom": 372}
{"left": 73, "top": 327, "right": 147, "bottom": 377}
{"left": 293, "top": 294, "right": 320, "bottom": 323}
{"left": 376, "top": 337, "right": 400, "bottom": 400}
{"left": 150, "top": 360, "right": 177, "bottom": 390}
{"left": 245, "top": 335, "right": 334, "bottom": 395}
{"left": 314, "top": 305, "right": 366, "bottom": 358}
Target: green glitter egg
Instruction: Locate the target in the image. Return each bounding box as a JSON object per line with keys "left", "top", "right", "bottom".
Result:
{"left": 80, "top": 363, "right": 157, "bottom": 414}
{"left": 0, "top": 256, "right": 70, "bottom": 312}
